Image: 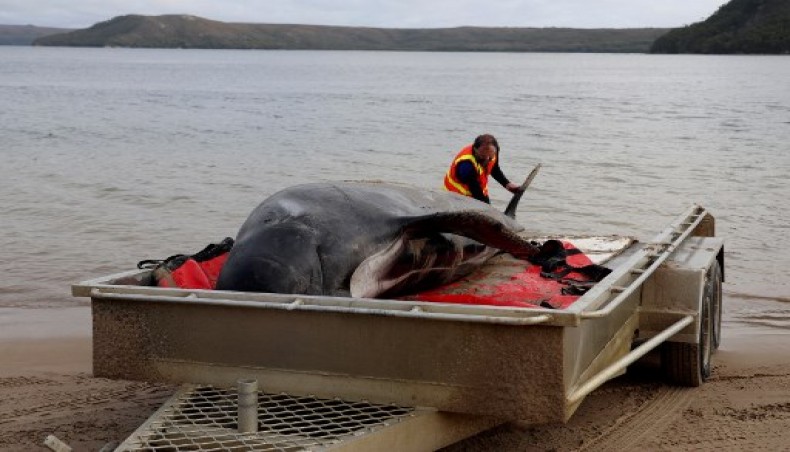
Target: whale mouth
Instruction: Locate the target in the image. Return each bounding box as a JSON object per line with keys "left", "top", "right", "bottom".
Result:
{"left": 349, "top": 233, "right": 409, "bottom": 299}
{"left": 350, "top": 232, "right": 496, "bottom": 299}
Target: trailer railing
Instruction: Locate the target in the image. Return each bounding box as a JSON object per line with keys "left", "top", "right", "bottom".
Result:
{"left": 575, "top": 205, "right": 710, "bottom": 319}
{"left": 88, "top": 288, "right": 553, "bottom": 326}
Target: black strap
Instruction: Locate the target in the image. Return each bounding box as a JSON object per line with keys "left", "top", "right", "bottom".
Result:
{"left": 528, "top": 240, "right": 612, "bottom": 296}
{"left": 137, "top": 259, "right": 163, "bottom": 269}
{"left": 136, "top": 237, "right": 234, "bottom": 270}
{"left": 191, "top": 237, "right": 234, "bottom": 262}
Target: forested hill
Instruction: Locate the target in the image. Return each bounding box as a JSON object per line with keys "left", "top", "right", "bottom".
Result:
{"left": 0, "top": 25, "right": 72, "bottom": 45}
{"left": 651, "top": 0, "right": 790, "bottom": 54}
{"left": 32, "top": 14, "right": 667, "bottom": 53}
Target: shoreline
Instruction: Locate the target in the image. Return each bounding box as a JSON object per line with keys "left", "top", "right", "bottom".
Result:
{"left": 1, "top": 297, "right": 789, "bottom": 450}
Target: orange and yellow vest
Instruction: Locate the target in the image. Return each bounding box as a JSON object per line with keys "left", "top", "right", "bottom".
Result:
{"left": 443, "top": 144, "right": 496, "bottom": 197}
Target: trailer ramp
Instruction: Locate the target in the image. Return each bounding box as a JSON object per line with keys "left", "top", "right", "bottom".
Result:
{"left": 116, "top": 383, "right": 499, "bottom": 451}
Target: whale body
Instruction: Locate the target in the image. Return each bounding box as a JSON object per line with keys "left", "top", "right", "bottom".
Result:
{"left": 216, "top": 182, "right": 538, "bottom": 298}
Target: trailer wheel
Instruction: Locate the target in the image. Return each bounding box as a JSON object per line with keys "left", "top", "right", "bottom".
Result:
{"left": 708, "top": 262, "right": 723, "bottom": 350}
{"left": 662, "top": 265, "right": 715, "bottom": 387}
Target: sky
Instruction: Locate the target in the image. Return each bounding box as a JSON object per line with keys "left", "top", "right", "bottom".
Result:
{"left": 0, "top": 0, "right": 730, "bottom": 29}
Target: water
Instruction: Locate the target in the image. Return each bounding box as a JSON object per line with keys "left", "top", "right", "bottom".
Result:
{"left": 1, "top": 47, "right": 788, "bottom": 315}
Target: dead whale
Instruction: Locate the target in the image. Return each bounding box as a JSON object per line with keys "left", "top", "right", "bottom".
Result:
{"left": 216, "top": 181, "right": 539, "bottom": 298}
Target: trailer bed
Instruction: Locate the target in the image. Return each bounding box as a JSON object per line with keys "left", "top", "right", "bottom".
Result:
{"left": 72, "top": 205, "right": 723, "bottom": 445}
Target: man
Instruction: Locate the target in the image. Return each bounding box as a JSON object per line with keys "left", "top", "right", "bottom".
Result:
{"left": 443, "top": 134, "right": 520, "bottom": 204}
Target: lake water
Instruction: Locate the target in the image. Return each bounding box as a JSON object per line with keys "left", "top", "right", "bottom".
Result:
{"left": 1, "top": 47, "right": 788, "bottom": 334}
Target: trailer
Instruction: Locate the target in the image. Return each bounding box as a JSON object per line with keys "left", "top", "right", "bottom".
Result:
{"left": 72, "top": 205, "right": 723, "bottom": 451}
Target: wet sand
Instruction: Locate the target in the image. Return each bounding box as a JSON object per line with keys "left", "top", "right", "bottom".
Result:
{"left": 1, "top": 295, "right": 789, "bottom": 451}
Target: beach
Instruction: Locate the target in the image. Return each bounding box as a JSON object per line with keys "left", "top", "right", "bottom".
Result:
{"left": 1, "top": 294, "right": 788, "bottom": 451}
{"left": 0, "top": 307, "right": 171, "bottom": 451}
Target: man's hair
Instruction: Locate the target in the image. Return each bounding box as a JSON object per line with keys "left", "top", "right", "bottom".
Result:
{"left": 473, "top": 134, "right": 500, "bottom": 153}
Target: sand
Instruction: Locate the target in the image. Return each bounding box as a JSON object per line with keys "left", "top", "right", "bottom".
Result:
{"left": 1, "top": 295, "right": 789, "bottom": 451}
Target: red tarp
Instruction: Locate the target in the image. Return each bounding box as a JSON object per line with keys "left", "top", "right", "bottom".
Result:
{"left": 401, "top": 241, "right": 600, "bottom": 309}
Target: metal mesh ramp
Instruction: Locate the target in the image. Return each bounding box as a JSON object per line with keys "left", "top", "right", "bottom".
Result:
{"left": 117, "top": 384, "right": 416, "bottom": 451}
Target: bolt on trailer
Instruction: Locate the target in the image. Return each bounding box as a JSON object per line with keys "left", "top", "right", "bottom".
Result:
{"left": 72, "top": 205, "right": 724, "bottom": 450}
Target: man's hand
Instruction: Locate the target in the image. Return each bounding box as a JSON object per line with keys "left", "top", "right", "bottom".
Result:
{"left": 505, "top": 182, "right": 520, "bottom": 193}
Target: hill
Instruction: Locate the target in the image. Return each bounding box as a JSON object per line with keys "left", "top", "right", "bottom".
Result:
{"left": 0, "top": 24, "right": 72, "bottom": 45}
{"left": 651, "top": 0, "right": 790, "bottom": 53}
{"left": 33, "top": 14, "right": 667, "bottom": 53}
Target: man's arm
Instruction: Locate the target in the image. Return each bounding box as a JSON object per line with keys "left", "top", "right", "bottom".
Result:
{"left": 492, "top": 156, "right": 520, "bottom": 193}
{"left": 490, "top": 160, "right": 510, "bottom": 187}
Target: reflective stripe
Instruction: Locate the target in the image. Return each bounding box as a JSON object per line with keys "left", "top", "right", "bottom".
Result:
{"left": 444, "top": 168, "right": 471, "bottom": 195}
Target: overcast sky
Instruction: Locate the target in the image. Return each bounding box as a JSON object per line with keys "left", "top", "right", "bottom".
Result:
{"left": 1, "top": 0, "right": 730, "bottom": 29}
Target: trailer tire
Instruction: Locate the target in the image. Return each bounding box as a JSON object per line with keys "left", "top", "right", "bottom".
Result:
{"left": 708, "top": 262, "right": 723, "bottom": 351}
{"left": 662, "top": 267, "right": 714, "bottom": 387}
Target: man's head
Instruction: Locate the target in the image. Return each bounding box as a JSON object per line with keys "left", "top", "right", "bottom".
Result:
{"left": 473, "top": 134, "right": 499, "bottom": 165}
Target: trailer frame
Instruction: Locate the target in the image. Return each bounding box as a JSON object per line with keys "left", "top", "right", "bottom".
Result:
{"left": 72, "top": 205, "right": 724, "bottom": 450}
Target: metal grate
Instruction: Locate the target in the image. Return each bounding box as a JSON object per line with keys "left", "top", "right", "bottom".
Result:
{"left": 117, "top": 384, "right": 416, "bottom": 451}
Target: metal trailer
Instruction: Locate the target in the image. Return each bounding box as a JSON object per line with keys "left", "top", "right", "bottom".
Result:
{"left": 72, "top": 205, "right": 724, "bottom": 451}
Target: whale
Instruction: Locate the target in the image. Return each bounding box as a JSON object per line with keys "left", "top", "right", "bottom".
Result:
{"left": 216, "top": 180, "right": 539, "bottom": 299}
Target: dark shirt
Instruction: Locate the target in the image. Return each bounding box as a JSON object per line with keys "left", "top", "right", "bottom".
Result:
{"left": 455, "top": 155, "right": 510, "bottom": 204}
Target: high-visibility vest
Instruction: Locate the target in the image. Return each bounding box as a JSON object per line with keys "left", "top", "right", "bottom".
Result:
{"left": 443, "top": 144, "right": 496, "bottom": 197}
